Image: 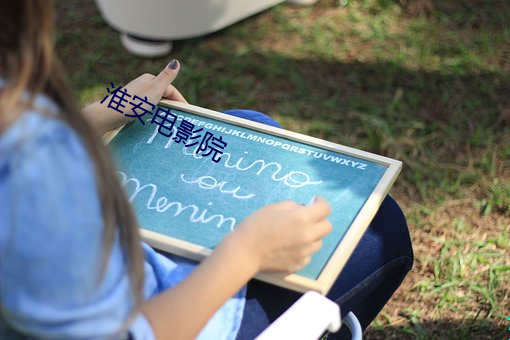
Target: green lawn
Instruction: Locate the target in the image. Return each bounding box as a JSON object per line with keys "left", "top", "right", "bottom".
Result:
{"left": 56, "top": 1, "right": 510, "bottom": 338}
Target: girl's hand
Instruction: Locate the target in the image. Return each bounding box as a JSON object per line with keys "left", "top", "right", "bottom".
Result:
{"left": 141, "top": 196, "right": 331, "bottom": 339}
{"left": 233, "top": 196, "right": 332, "bottom": 274}
{"left": 82, "top": 59, "right": 187, "bottom": 135}
{"left": 123, "top": 59, "right": 187, "bottom": 108}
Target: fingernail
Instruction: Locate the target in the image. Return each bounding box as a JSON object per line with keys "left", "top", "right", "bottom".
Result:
{"left": 167, "top": 59, "right": 178, "bottom": 70}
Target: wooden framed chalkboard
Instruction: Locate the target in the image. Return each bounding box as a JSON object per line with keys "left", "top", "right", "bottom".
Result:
{"left": 107, "top": 100, "right": 402, "bottom": 294}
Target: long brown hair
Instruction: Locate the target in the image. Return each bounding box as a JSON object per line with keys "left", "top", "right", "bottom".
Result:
{"left": 0, "top": 0, "right": 144, "bottom": 320}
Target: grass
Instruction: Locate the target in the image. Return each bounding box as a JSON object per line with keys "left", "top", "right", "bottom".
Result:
{"left": 55, "top": 0, "right": 509, "bottom": 338}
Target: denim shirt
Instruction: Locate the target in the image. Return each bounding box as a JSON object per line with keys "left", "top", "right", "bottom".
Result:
{"left": 0, "top": 93, "right": 245, "bottom": 339}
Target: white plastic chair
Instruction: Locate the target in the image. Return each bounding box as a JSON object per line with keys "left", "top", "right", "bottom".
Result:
{"left": 256, "top": 291, "right": 362, "bottom": 340}
{"left": 95, "top": 0, "right": 286, "bottom": 57}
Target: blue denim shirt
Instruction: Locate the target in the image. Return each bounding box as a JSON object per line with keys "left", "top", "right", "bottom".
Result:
{"left": 0, "top": 93, "right": 245, "bottom": 339}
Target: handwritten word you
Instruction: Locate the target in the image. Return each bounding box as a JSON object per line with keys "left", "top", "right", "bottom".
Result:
{"left": 180, "top": 174, "right": 255, "bottom": 200}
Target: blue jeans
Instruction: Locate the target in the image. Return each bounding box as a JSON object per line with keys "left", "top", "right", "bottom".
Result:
{"left": 223, "top": 110, "right": 414, "bottom": 340}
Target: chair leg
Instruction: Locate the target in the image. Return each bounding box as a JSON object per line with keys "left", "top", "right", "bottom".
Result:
{"left": 120, "top": 33, "right": 173, "bottom": 57}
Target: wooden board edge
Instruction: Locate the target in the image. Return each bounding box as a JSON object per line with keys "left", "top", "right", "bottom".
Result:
{"left": 158, "top": 100, "right": 401, "bottom": 168}
{"left": 254, "top": 272, "right": 327, "bottom": 295}
{"left": 110, "top": 100, "right": 404, "bottom": 294}
{"left": 142, "top": 229, "right": 328, "bottom": 293}
{"left": 141, "top": 229, "right": 212, "bottom": 261}
{"left": 316, "top": 161, "right": 402, "bottom": 293}
{"left": 103, "top": 125, "right": 126, "bottom": 145}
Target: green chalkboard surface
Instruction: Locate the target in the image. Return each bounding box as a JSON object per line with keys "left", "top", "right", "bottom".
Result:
{"left": 108, "top": 100, "right": 401, "bottom": 293}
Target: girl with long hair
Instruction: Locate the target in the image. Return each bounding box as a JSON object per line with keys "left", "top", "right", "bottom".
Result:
{"left": 0, "top": 2, "right": 412, "bottom": 339}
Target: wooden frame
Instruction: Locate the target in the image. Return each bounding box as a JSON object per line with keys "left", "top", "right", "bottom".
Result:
{"left": 107, "top": 99, "right": 402, "bottom": 295}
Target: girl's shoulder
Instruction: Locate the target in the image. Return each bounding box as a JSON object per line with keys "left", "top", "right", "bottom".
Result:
{"left": 0, "top": 94, "right": 82, "bottom": 166}
{"left": 0, "top": 93, "right": 103, "bottom": 252}
{"left": 0, "top": 93, "right": 104, "bottom": 257}
{"left": 0, "top": 94, "right": 140, "bottom": 338}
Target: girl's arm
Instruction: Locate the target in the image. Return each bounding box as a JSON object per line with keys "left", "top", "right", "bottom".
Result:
{"left": 141, "top": 198, "right": 332, "bottom": 340}
{"left": 81, "top": 60, "right": 186, "bottom": 136}
{"left": 80, "top": 61, "right": 333, "bottom": 338}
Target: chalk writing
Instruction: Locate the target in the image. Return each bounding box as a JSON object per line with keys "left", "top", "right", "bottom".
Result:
{"left": 146, "top": 116, "right": 368, "bottom": 170}
{"left": 180, "top": 174, "right": 255, "bottom": 199}
{"left": 118, "top": 171, "right": 237, "bottom": 231}
{"left": 109, "top": 105, "right": 394, "bottom": 282}
{"left": 173, "top": 119, "right": 195, "bottom": 144}
{"left": 145, "top": 124, "right": 323, "bottom": 189}
{"left": 182, "top": 148, "right": 322, "bottom": 189}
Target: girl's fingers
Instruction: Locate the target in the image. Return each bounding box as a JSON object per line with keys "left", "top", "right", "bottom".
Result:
{"left": 153, "top": 59, "right": 180, "bottom": 88}
{"left": 313, "top": 219, "right": 333, "bottom": 240}
{"left": 301, "top": 196, "right": 332, "bottom": 223}
{"left": 303, "top": 239, "right": 323, "bottom": 256}
{"left": 286, "top": 255, "right": 312, "bottom": 274}
{"left": 298, "top": 256, "right": 312, "bottom": 270}
{"left": 163, "top": 85, "right": 188, "bottom": 103}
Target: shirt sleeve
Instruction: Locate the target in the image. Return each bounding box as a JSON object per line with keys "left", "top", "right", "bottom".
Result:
{"left": 0, "top": 113, "right": 150, "bottom": 339}
{"left": 128, "top": 314, "right": 156, "bottom": 340}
